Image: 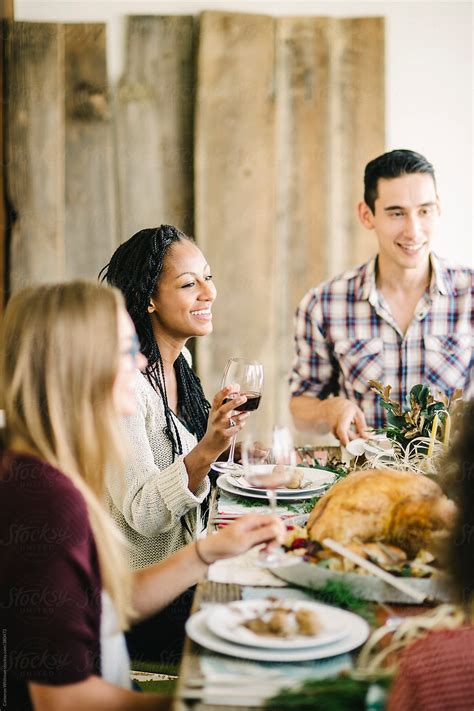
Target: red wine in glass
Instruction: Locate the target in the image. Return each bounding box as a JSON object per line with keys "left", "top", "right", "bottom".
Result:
{"left": 223, "top": 391, "right": 261, "bottom": 412}
{"left": 211, "top": 359, "right": 264, "bottom": 474}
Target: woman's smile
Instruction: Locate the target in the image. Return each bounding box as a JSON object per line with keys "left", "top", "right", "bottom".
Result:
{"left": 190, "top": 307, "right": 212, "bottom": 321}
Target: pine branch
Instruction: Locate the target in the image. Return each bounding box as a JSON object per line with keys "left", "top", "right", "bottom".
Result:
{"left": 265, "top": 676, "right": 391, "bottom": 710}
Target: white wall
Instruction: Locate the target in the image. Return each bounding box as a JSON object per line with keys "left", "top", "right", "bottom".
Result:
{"left": 16, "top": 0, "right": 473, "bottom": 266}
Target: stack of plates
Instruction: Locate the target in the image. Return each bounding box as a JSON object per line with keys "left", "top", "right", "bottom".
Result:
{"left": 216, "top": 466, "right": 335, "bottom": 502}
{"left": 185, "top": 599, "right": 370, "bottom": 661}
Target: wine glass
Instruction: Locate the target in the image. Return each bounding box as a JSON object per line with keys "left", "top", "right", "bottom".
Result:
{"left": 210, "top": 358, "right": 264, "bottom": 474}
{"left": 241, "top": 426, "right": 297, "bottom": 567}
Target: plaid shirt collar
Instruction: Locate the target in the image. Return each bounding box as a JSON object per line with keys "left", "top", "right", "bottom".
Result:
{"left": 358, "top": 252, "right": 454, "bottom": 304}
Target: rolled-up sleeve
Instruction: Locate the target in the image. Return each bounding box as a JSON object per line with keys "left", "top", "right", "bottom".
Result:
{"left": 289, "top": 289, "right": 338, "bottom": 399}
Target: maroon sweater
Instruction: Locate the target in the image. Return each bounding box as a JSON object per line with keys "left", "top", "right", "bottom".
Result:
{"left": 0, "top": 453, "right": 102, "bottom": 711}
{"left": 389, "top": 626, "right": 474, "bottom": 711}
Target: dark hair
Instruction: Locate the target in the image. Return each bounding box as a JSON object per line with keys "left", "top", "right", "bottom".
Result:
{"left": 99, "top": 225, "right": 211, "bottom": 462}
{"left": 364, "top": 149, "right": 436, "bottom": 213}
{"left": 443, "top": 401, "right": 474, "bottom": 606}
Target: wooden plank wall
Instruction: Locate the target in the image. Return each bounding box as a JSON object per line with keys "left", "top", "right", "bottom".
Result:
{"left": 64, "top": 24, "right": 116, "bottom": 279}
{"left": 5, "top": 21, "right": 115, "bottom": 291}
{"left": 338, "top": 18, "right": 385, "bottom": 267}
{"left": 4, "top": 13, "right": 384, "bottom": 433}
{"left": 6, "top": 23, "right": 65, "bottom": 292}
{"left": 195, "top": 12, "right": 278, "bottom": 426}
{"left": 115, "top": 16, "right": 195, "bottom": 242}
{"left": 196, "top": 12, "right": 384, "bottom": 431}
{"left": 273, "top": 17, "right": 332, "bottom": 427}
{"left": 0, "top": 22, "right": 7, "bottom": 312}
{"left": 0, "top": 0, "right": 15, "bottom": 314}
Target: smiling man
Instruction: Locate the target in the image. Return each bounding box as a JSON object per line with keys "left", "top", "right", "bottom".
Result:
{"left": 289, "top": 149, "right": 473, "bottom": 445}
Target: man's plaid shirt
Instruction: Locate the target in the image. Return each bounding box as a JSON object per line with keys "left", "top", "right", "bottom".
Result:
{"left": 290, "top": 254, "right": 473, "bottom": 429}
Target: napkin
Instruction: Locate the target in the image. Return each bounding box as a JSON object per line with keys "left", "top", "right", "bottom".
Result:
{"left": 217, "top": 491, "right": 303, "bottom": 517}
{"left": 191, "top": 652, "right": 352, "bottom": 706}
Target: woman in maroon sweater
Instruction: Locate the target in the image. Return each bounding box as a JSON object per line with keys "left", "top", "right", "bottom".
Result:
{"left": 388, "top": 402, "right": 474, "bottom": 710}
{"left": 0, "top": 281, "right": 284, "bottom": 711}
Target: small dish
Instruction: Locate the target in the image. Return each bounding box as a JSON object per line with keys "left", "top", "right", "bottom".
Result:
{"left": 346, "top": 436, "right": 394, "bottom": 459}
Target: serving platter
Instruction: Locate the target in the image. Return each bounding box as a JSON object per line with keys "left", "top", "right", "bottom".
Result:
{"left": 270, "top": 559, "right": 452, "bottom": 604}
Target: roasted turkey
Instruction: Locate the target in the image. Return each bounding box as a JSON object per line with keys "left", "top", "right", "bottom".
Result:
{"left": 307, "top": 469, "right": 456, "bottom": 558}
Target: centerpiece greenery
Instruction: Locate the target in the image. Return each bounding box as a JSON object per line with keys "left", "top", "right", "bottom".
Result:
{"left": 265, "top": 675, "right": 391, "bottom": 711}
{"left": 368, "top": 381, "right": 462, "bottom": 455}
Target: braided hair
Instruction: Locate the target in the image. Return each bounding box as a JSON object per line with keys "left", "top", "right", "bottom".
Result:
{"left": 99, "top": 225, "right": 211, "bottom": 462}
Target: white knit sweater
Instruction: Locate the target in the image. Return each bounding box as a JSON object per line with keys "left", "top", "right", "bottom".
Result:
{"left": 107, "top": 369, "right": 210, "bottom": 570}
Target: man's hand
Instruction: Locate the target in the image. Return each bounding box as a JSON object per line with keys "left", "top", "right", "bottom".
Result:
{"left": 290, "top": 395, "right": 369, "bottom": 446}
{"left": 321, "top": 397, "right": 369, "bottom": 446}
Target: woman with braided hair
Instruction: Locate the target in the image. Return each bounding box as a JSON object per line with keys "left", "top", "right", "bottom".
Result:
{"left": 100, "top": 225, "right": 249, "bottom": 661}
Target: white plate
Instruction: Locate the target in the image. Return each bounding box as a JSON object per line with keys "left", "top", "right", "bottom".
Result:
{"left": 206, "top": 599, "right": 347, "bottom": 649}
{"left": 216, "top": 474, "right": 321, "bottom": 502}
{"left": 228, "top": 466, "right": 335, "bottom": 496}
{"left": 186, "top": 606, "right": 370, "bottom": 662}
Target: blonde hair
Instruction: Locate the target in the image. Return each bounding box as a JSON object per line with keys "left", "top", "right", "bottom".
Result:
{"left": 1, "top": 281, "right": 135, "bottom": 628}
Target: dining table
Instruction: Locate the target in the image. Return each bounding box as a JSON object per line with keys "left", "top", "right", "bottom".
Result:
{"left": 171, "top": 445, "right": 442, "bottom": 711}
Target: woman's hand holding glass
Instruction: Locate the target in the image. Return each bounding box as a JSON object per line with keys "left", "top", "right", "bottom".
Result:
{"left": 184, "top": 384, "right": 251, "bottom": 492}
{"left": 211, "top": 358, "right": 264, "bottom": 473}
{"left": 200, "top": 384, "right": 250, "bottom": 460}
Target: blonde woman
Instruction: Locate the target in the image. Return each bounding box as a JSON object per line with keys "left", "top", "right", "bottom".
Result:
{"left": 0, "top": 282, "right": 283, "bottom": 711}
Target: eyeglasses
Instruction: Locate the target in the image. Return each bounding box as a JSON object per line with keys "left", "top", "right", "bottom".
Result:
{"left": 121, "top": 333, "right": 141, "bottom": 362}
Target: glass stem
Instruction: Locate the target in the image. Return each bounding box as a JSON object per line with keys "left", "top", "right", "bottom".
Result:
{"left": 227, "top": 434, "right": 237, "bottom": 464}
{"left": 267, "top": 489, "right": 277, "bottom": 513}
